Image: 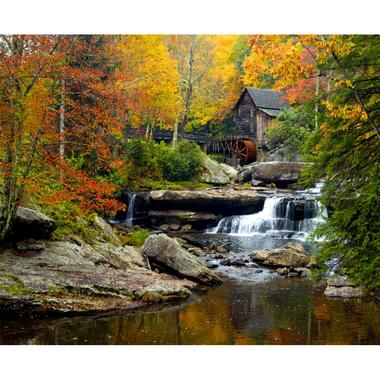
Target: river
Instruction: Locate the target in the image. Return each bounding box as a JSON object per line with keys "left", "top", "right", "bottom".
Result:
{"left": 1, "top": 274, "right": 379, "bottom": 344}
{"left": 1, "top": 186, "right": 379, "bottom": 344}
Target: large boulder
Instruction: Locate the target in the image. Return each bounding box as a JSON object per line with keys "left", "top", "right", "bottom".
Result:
{"left": 11, "top": 207, "right": 56, "bottom": 240}
{"left": 142, "top": 234, "right": 222, "bottom": 285}
{"left": 235, "top": 163, "right": 256, "bottom": 184}
{"left": 250, "top": 161, "right": 308, "bottom": 187}
{"left": 250, "top": 242, "right": 316, "bottom": 268}
{"left": 199, "top": 157, "right": 237, "bottom": 185}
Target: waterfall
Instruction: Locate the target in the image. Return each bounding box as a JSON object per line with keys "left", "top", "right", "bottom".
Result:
{"left": 209, "top": 187, "right": 327, "bottom": 238}
{"left": 125, "top": 193, "right": 136, "bottom": 226}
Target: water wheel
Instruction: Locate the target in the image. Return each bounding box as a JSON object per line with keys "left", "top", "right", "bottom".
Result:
{"left": 231, "top": 139, "right": 256, "bottom": 164}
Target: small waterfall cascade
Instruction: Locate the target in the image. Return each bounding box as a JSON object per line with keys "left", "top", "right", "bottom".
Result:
{"left": 209, "top": 184, "right": 327, "bottom": 237}
{"left": 125, "top": 193, "right": 137, "bottom": 226}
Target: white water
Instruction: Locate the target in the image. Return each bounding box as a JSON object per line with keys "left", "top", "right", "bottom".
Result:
{"left": 208, "top": 184, "right": 327, "bottom": 239}
{"left": 125, "top": 193, "right": 136, "bottom": 226}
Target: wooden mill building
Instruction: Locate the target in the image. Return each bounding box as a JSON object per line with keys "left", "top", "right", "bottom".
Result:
{"left": 208, "top": 87, "right": 289, "bottom": 164}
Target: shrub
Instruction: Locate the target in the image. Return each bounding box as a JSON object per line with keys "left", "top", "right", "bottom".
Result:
{"left": 159, "top": 140, "right": 204, "bottom": 181}
{"left": 266, "top": 106, "right": 314, "bottom": 159}
{"left": 123, "top": 138, "right": 205, "bottom": 185}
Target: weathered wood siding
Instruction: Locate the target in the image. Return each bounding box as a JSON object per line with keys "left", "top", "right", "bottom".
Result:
{"left": 235, "top": 91, "right": 257, "bottom": 136}
{"left": 256, "top": 110, "right": 273, "bottom": 143}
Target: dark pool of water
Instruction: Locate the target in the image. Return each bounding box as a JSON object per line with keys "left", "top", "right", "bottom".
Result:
{"left": 1, "top": 233, "right": 379, "bottom": 345}
{"left": 0, "top": 278, "right": 379, "bottom": 345}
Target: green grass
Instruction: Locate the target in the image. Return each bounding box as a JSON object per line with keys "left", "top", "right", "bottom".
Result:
{"left": 120, "top": 228, "right": 151, "bottom": 248}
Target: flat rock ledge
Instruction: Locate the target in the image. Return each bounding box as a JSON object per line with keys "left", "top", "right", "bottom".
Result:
{"left": 324, "top": 276, "right": 365, "bottom": 298}
{"left": 0, "top": 239, "right": 197, "bottom": 316}
{"left": 148, "top": 188, "right": 266, "bottom": 215}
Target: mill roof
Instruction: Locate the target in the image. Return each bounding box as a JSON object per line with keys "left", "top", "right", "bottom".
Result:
{"left": 236, "top": 87, "right": 289, "bottom": 115}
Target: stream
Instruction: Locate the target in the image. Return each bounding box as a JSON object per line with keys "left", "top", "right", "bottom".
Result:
{"left": 1, "top": 185, "right": 379, "bottom": 344}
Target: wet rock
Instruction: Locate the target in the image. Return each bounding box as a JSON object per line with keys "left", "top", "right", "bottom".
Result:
{"left": 220, "top": 259, "right": 231, "bottom": 266}
{"left": 250, "top": 242, "right": 315, "bottom": 268}
{"left": 181, "top": 224, "right": 192, "bottom": 232}
{"left": 276, "top": 267, "right": 289, "bottom": 276}
{"left": 254, "top": 269, "right": 263, "bottom": 274}
{"left": 169, "top": 224, "right": 181, "bottom": 231}
{"left": 11, "top": 207, "right": 56, "bottom": 241}
{"left": 231, "top": 259, "right": 246, "bottom": 267}
{"left": 210, "top": 253, "right": 225, "bottom": 259}
{"left": 188, "top": 247, "right": 204, "bottom": 257}
{"left": 287, "top": 272, "right": 299, "bottom": 278}
{"left": 324, "top": 275, "right": 364, "bottom": 298}
{"left": 324, "top": 286, "right": 364, "bottom": 298}
{"left": 221, "top": 258, "right": 246, "bottom": 267}
{"left": 142, "top": 234, "right": 222, "bottom": 285}
{"left": 206, "top": 262, "right": 219, "bottom": 269}
{"left": 158, "top": 224, "right": 170, "bottom": 232}
{"left": 209, "top": 242, "right": 230, "bottom": 254}
{"left": 246, "top": 262, "right": 259, "bottom": 268}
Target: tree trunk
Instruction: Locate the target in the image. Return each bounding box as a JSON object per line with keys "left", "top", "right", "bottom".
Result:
{"left": 172, "top": 119, "right": 178, "bottom": 148}
{"left": 149, "top": 121, "right": 154, "bottom": 141}
{"left": 314, "top": 74, "right": 320, "bottom": 129}
{"left": 0, "top": 100, "right": 24, "bottom": 240}
{"left": 145, "top": 121, "right": 150, "bottom": 140}
{"left": 59, "top": 78, "right": 65, "bottom": 163}
{"left": 181, "top": 35, "right": 196, "bottom": 132}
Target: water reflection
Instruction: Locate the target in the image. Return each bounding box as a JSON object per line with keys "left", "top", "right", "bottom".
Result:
{"left": 1, "top": 279, "right": 379, "bottom": 345}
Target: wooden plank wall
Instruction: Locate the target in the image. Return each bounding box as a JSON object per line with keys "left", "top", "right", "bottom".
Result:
{"left": 235, "top": 91, "right": 257, "bottom": 137}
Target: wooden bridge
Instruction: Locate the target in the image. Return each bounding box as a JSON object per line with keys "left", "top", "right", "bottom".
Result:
{"left": 152, "top": 130, "right": 208, "bottom": 145}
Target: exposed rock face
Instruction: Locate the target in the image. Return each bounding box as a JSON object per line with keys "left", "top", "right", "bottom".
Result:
{"left": 0, "top": 238, "right": 197, "bottom": 316}
{"left": 148, "top": 210, "right": 220, "bottom": 231}
{"left": 324, "top": 276, "right": 364, "bottom": 298}
{"left": 149, "top": 189, "right": 266, "bottom": 215}
{"left": 251, "top": 161, "right": 308, "bottom": 187}
{"left": 250, "top": 242, "right": 316, "bottom": 268}
{"left": 93, "top": 216, "right": 122, "bottom": 246}
{"left": 142, "top": 234, "right": 222, "bottom": 285}
{"left": 199, "top": 157, "right": 237, "bottom": 185}
{"left": 11, "top": 207, "right": 56, "bottom": 240}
